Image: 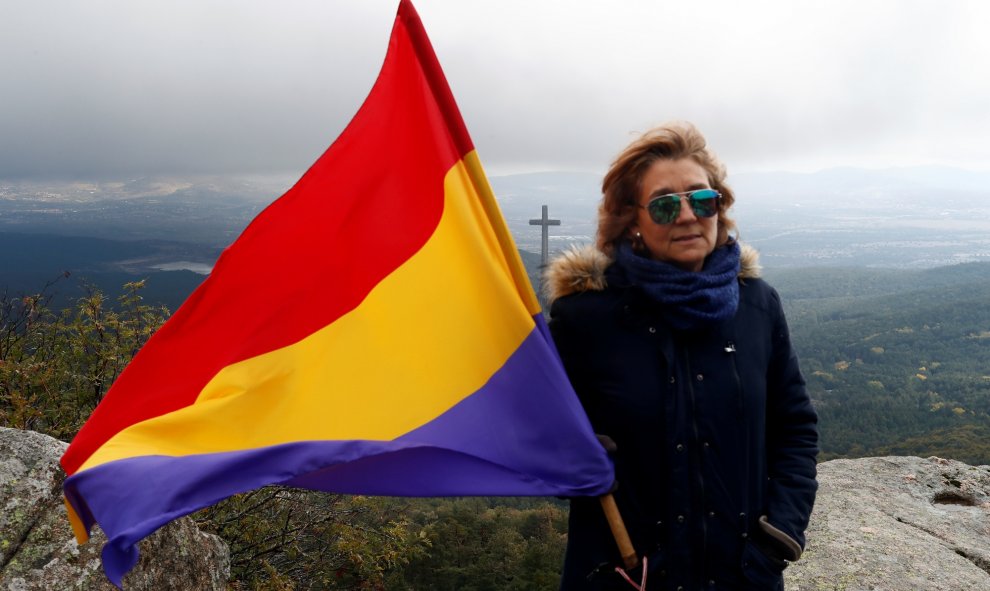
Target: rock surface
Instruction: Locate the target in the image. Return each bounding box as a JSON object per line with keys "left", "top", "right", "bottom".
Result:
{"left": 786, "top": 456, "right": 990, "bottom": 591}
{"left": 0, "top": 427, "right": 229, "bottom": 590}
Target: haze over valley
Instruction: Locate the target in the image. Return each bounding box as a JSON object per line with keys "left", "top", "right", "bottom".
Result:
{"left": 4, "top": 165, "right": 990, "bottom": 284}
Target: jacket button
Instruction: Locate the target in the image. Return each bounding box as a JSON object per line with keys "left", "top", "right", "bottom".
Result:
{"left": 703, "top": 441, "right": 710, "bottom": 449}
{"left": 656, "top": 520, "right": 663, "bottom": 526}
{"left": 677, "top": 515, "right": 685, "bottom": 523}
{"left": 740, "top": 512, "right": 747, "bottom": 518}
{"left": 675, "top": 444, "right": 684, "bottom": 452}
{"left": 669, "top": 376, "right": 676, "bottom": 384}
{"left": 708, "top": 511, "right": 715, "bottom": 517}
{"left": 741, "top": 532, "right": 748, "bottom": 538}
{"left": 648, "top": 326, "right": 656, "bottom": 333}
{"left": 709, "top": 580, "right": 715, "bottom": 586}
{"left": 696, "top": 374, "right": 704, "bottom": 381}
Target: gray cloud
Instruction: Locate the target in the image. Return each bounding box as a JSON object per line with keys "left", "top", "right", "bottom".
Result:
{"left": 1, "top": 0, "right": 988, "bottom": 179}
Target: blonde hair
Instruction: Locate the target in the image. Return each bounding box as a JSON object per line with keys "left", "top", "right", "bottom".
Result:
{"left": 597, "top": 121, "right": 736, "bottom": 256}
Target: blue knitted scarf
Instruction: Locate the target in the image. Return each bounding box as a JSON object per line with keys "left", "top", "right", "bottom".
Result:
{"left": 613, "top": 240, "right": 741, "bottom": 331}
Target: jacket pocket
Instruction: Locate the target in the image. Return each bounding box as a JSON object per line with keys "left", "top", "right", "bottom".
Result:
{"left": 740, "top": 540, "right": 785, "bottom": 590}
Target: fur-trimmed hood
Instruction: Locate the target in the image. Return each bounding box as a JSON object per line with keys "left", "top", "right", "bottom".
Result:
{"left": 543, "top": 242, "right": 762, "bottom": 306}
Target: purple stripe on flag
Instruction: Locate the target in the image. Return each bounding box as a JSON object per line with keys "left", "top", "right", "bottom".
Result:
{"left": 63, "top": 317, "right": 613, "bottom": 586}
{"left": 391, "top": 314, "right": 612, "bottom": 493}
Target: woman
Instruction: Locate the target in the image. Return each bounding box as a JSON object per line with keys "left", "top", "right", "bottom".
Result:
{"left": 546, "top": 122, "right": 818, "bottom": 591}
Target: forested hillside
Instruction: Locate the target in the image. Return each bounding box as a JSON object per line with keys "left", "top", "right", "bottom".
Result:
{"left": 0, "top": 232, "right": 211, "bottom": 312}
{"left": 768, "top": 263, "right": 990, "bottom": 465}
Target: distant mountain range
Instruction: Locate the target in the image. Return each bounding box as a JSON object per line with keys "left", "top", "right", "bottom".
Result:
{"left": 2, "top": 165, "right": 988, "bottom": 287}
{"left": 491, "top": 166, "right": 990, "bottom": 268}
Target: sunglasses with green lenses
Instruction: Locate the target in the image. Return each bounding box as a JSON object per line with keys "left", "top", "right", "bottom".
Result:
{"left": 642, "top": 189, "right": 721, "bottom": 224}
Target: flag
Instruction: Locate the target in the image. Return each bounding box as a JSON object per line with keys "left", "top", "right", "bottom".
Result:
{"left": 60, "top": 0, "right": 614, "bottom": 586}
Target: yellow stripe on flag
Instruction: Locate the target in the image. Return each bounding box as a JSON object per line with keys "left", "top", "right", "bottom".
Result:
{"left": 462, "top": 151, "right": 542, "bottom": 315}
{"left": 78, "top": 155, "right": 536, "bottom": 472}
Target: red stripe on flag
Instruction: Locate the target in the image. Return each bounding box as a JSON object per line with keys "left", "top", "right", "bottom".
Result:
{"left": 398, "top": 0, "right": 473, "bottom": 156}
{"left": 63, "top": 2, "right": 470, "bottom": 475}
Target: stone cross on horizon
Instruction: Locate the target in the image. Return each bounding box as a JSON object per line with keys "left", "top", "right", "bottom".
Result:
{"left": 529, "top": 204, "right": 561, "bottom": 268}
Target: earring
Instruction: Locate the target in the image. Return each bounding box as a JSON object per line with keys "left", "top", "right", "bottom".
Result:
{"left": 631, "top": 231, "right": 645, "bottom": 253}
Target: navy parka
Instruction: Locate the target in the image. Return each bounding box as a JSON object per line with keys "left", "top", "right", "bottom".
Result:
{"left": 547, "top": 246, "right": 818, "bottom": 591}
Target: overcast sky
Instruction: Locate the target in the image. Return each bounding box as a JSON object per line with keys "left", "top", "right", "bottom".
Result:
{"left": 2, "top": 0, "right": 989, "bottom": 180}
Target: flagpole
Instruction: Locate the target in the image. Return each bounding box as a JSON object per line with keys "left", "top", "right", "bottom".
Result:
{"left": 600, "top": 493, "right": 639, "bottom": 570}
